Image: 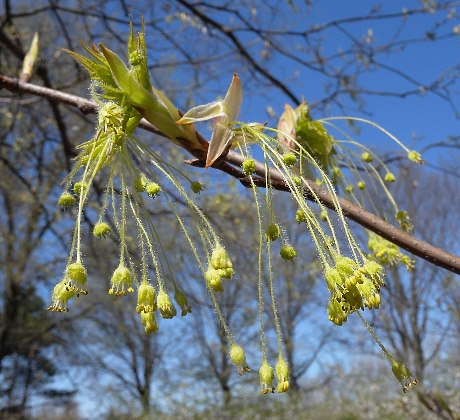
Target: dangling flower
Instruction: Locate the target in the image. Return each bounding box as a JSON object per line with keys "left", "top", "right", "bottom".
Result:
{"left": 48, "top": 280, "right": 75, "bottom": 312}
{"left": 389, "top": 356, "right": 417, "bottom": 393}
{"left": 174, "top": 287, "right": 191, "bottom": 316}
{"left": 58, "top": 192, "right": 76, "bottom": 209}
{"left": 136, "top": 281, "right": 157, "bottom": 313}
{"left": 275, "top": 355, "right": 290, "bottom": 393}
{"left": 109, "top": 265, "right": 134, "bottom": 296}
{"left": 140, "top": 311, "right": 159, "bottom": 334}
{"left": 259, "top": 360, "right": 275, "bottom": 394}
{"left": 157, "top": 290, "right": 176, "bottom": 319}
{"left": 229, "top": 343, "right": 250, "bottom": 375}
{"left": 65, "top": 262, "right": 88, "bottom": 295}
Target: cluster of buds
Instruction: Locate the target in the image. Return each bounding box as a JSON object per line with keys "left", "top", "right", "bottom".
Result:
{"left": 326, "top": 256, "right": 384, "bottom": 326}
{"left": 205, "top": 245, "right": 234, "bottom": 292}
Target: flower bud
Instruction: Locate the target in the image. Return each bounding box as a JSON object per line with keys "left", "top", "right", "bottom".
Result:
{"left": 157, "top": 290, "right": 177, "bottom": 319}
{"left": 134, "top": 173, "right": 148, "bottom": 192}
{"left": 320, "top": 209, "right": 328, "bottom": 222}
{"left": 190, "top": 181, "right": 204, "bottom": 194}
{"left": 332, "top": 167, "right": 342, "bottom": 178}
{"left": 295, "top": 209, "right": 307, "bottom": 223}
{"left": 293, "top": 176, "right": 302, "bottom": 186}
{"left": 146, "top": 182, "right": 161, "bottom": 198}
{"left": 140, "top": 311, "right": 159, "bottom": 334}
{"left": 58, "top": 192, "right": 76, "bottom": 209}
{"left": 211, "top": 245, "right": 232, "bottom": 271}
{"left": 280, "top": 245, "right": 297, "bottom": 261}
{"left": 93, "top": 221, "right": 111, "bottom": 239}
{"left": 242, "top": 158, "right": 256, "bottom": 175}
{"left": 389, "top": 357, "right": 417, "bottom": 393}
{"left": 229, "top": 344, "right": 250, "bottom": 374}
{"left": 73, "top": 181, "right": 88, "bottom": 195}
{"left": 266, "top": 223, "right": 280, "bottom": 241}
{"left": 259, "top": 360, "right": 275, "bottom": 394}
{"left": 283, "top": 152, "right": 296, "bottom": 166}
{"left": 109, "top": 265, "right": 134, "bottom": 296}
{"left": 275, "top": 356, "right": 290, "bottom": 393}
{"left": 361, "top": 152, "right": 373, "bottom": 162}
{"left": 384, "top": 172, "right": 396, "bottom": 183}
{"left": 345, "top": 185, "right": 354, "bottom": 193}
{"left": 174, "top": 287, "right": 191, "bottom": 316}
{"left": 136, "top": 282, "right": 157, "bottom": 313}
{"left": 357, "top": 181, "right": 366, "bottom": 190}
{"left": 328, "top": 298, "right": 348, "bottom": 326}
{"left": 407, "top": 150, "right": 422, "bottom": 164}
{"left": 205, "top": 267, "right": 224, "bottom": 292}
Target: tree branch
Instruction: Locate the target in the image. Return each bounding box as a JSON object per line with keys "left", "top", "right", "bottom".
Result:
{"left": 1, "top": 74, "right": 459, "bottom": 275}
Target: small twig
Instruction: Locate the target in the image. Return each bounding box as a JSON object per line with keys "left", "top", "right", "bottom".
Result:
{"left": 1, "top": 74, "right": 459, "bottom": 275}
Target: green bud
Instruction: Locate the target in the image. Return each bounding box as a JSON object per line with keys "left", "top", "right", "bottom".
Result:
{"left": 190, "top": 181, "right": 204, "bottom": 194}
{"left": 328, "top": 298, "right": 348, "bottom": 326}
{"left": 384, "top": 172, "right": 396, "bottom": 183}
{"left": 242, "top": 158, "right": 256, "bottom": 175}
{"left": 283, "top": 152, "right": 297, "bottom": 166}
{"left": 174, "top": 287, "right": 191, "bottom": 316}
{"left": 146, "top": 182, "right": 161, "bottom": 198}
{"left": 259, "top": 360, "right": 275, "bottom": 394}
{"left": 357, "top": 181, "right": 366, "bottom": 190}
{"left": 211, "top": 245, "right": 232, "bottom": 270}
{"left": 266, "top": 223, "right": 280, "bottom": 241}
{"left": 280, "top": 245, "right": 297, "bottom": 261}
{"left": 407, "top": 150, "right": 423, "bottom": 164}
{"left": 205, "top": 267, "right": 224, "bottom": 292}
{"left": 136, "top": 282, "right": 157, "bottom": 313}
{"left": 389, "top": 356, "right": 417, "bottom": 393}
{"left": 140, "top": 311, "right": 159, "bottom": 334}
{"left": 73, "top": 181, "right": 88, "bottom": 195}
{"left": 129, "top": 50, "right": 143, "bottom": 66}
{"left": 134, "top": 173, "right": 148, "bottom": 192}
{"left": 295, "top": 209, "right": 307, "bottom": 223}
{"left": 157, "top": 290, "right": 177, "bottom": 319}
{"left": 109, "top": 265, "right": 134, "bottom": 296}
{"left": 332, "top": 166, "right": 342, "bottom": 178}
{"left": 320, "top": 209, "right": 328, "bottom": 222}
{"left": 293, "top": 176, "right": 302, "bottom": 186}
{"left": 345, "top": 185, "right": 354, "bottom": 193}
{"left": 361, "top": 152, "right": 373, "bottom": 162}
{"left": 275, "top": 356, "right": 290, "bottom": 393}
{"left": 93, "top": 221, "right": 111, "bottom": 239}
{"left": 229, "top": 344, "right": 250, "bottom": 374}
{"left": 58, "top": 192, "right": 76, "bottom": 209}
